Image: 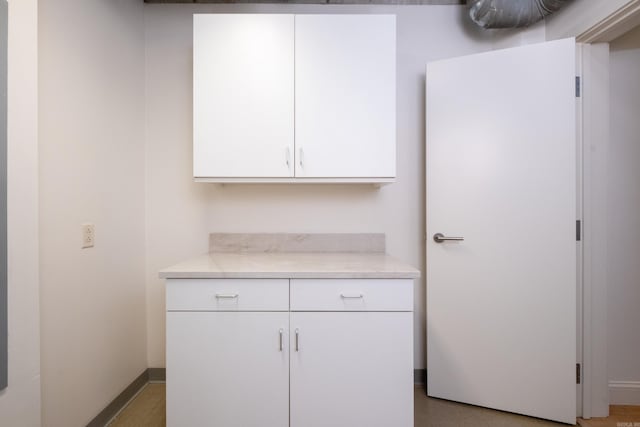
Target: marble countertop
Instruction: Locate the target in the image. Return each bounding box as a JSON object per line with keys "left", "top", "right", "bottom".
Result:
{"left": 159, "top": 252, "right": 420, "bottom": 279}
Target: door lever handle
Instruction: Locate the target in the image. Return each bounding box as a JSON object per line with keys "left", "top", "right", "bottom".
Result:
{"left": 433, "top": 233, "right": 464, "bottom": 243}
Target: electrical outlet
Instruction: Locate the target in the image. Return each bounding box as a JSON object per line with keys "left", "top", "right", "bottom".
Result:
{"left": 82, "top": 223, "right": 95, "bottom": 249}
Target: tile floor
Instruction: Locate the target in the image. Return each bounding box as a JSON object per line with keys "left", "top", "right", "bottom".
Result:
{"left": 577, "top": 406, "right": 640, "bottom": 427}
{"left": 109, "top": 383, "right": 637, "bottom": 427}
{"left": 109, "top": 383, "right": 166, "bottom": 427}
{"left": 414, "top": 389, "right": 565, "bottom": 427}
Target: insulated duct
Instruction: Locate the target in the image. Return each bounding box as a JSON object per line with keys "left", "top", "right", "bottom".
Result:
{"left": 468, "top": 0, "right": 571, "bottom": 29}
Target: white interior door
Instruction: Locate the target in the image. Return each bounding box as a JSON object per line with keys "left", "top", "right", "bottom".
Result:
{"left": 426, "top": 38, "right": 578, "bottom": 425}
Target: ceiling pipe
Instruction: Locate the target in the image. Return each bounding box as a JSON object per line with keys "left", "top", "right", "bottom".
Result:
{"left": 468, "top": 0, "right": 571, "bottom": 29}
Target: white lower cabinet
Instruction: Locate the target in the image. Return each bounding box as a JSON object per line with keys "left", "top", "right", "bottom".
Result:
{"left": 290, "top": 312, "right": 413, "bottom": 427}
{"left": 166, "top": 311, "right": 289, "bottom": 427}
{"left": 166, "top": 278, "right": 413, "bottom": 427}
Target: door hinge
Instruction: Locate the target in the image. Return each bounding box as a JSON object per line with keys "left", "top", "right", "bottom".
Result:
{"left": 576, "top": 76, "right": 581, "bottom": 98}
{"left": 577, "top": 363, "right": 581, "bottom": 384}
{"left": 576, "top": 220, "right": 582, "bottom": 241}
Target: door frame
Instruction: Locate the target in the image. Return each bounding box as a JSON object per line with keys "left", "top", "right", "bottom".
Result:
{"left": 577, "top": 43, "right": 610, "bottom": 420}
{"left": 576, "top": 0, "right": 640, "bottom": 44}
{"left": 554, "top": 2, "right": 640, "bottom": 417}
{"left": 576, "top": 44, "right": 584, "bottom": 420}
{"left": 574, "top": 2, "right": 640, "bottom": 416}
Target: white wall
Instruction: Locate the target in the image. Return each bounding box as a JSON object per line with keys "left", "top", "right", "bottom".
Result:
{"left": 546, "top": 0, "right": 636, "bottom": 40}
{"left": 38, "top": 1, "right": 147, "bottom": 426}
{"left": 144, "top": 4, "right": 545, "bottom": 369}
{"left": 607, "top": 24, "right": 640, "bottom": 405}
{"left": 0, "top": 0, "right": 41, "bottom": 426}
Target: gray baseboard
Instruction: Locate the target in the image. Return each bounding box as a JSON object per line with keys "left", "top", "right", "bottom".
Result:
{"left": 414, "top": 369, "right": 426, "bottom": 385}
{"left": 148, "top": 367, "right": 166, "bottom": 382}
{"left": 85, "top": 368, "right": 163, "bottom": 427}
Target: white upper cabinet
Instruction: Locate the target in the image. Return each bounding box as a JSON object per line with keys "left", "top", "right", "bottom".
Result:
{"left": 294, "top": 15, "right": 396, "bottom": 179}
{"left": 193, "top": 14, "right": 294, "bottom": 178}
{"left": 193, "top": 14, "right": 396, "bottom": 183}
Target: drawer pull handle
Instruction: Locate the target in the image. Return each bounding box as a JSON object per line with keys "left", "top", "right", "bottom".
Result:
{"left": 215, "top": 294, "right": 239, "bottom": 299}
{"left": 295, "top": 328, "right": 300, "bottom": 352}
{"left": 340, "top": 293, "right": 364, "bottom": 299}
{"left": 279, "top": 328, "right": 284, "bottom": 352}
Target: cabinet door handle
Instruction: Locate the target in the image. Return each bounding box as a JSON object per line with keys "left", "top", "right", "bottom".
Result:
{"left": 340, "top": 293, "right": 364, "bottom": 299}
{"left": 279, "top": 328, "right": 284, "bottom": 352}
{"left": 295, "top": 328, "right": 300, "bottom": 352}
{"left": 299, "top": 148, "right": 304, "bottom": 168}
{"left": 214, "top": 294, "right": 239, "bottom": 299}
{"left": 285, "top": 147, "right": 291, "bottom": 169}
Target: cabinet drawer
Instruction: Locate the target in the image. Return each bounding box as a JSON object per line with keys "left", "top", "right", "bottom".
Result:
{"left": 166, "top": 279, "right": 289, "bottom": 311}
{"left": 290, "top": 279, "right": 413, "bottom": 312}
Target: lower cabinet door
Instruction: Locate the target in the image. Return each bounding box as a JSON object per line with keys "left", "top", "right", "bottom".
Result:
{"left": 290, "top": 312, "right": 413, "bottom": 427}
{"left": 167, "top": 312, "right": 289, "bottom": 427}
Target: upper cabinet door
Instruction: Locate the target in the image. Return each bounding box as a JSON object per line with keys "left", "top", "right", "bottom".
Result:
{"left": 193, "top": 14, "right": 294, "bottom": 178}
{"left": 295, "top": 15, "right": 396, "bottom": 178}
